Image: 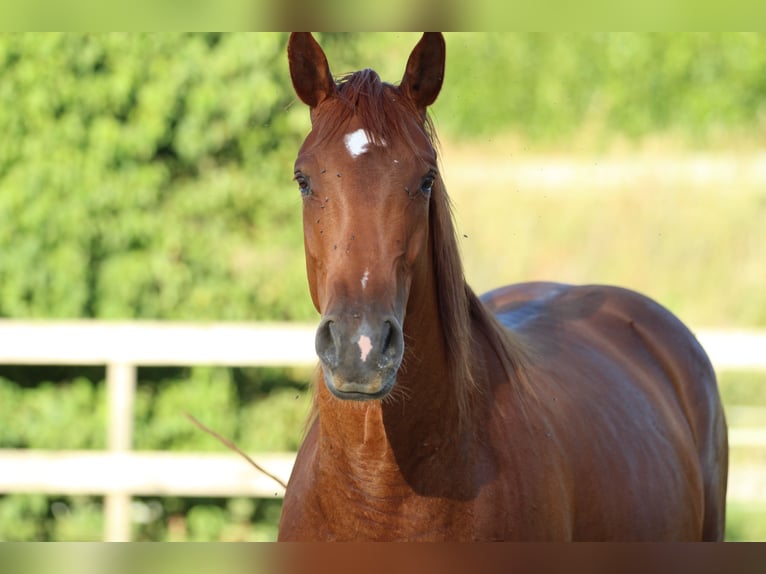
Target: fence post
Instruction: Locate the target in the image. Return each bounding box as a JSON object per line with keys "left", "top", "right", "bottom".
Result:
{"left": 104, "top": 361, "right": 136, "bottom": 542}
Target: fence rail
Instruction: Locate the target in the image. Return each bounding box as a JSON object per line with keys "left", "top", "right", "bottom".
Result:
{"left": 0, "top": 320, "right": 764, "bottom": 541}
{"left": 0, "top": 450, "right": 293, "bottom": 497}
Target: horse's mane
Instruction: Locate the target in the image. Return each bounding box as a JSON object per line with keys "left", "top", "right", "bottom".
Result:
{"left": 309, "top": 69, "right": 530, "bottom": 428}
{"left": 427, "top": 149, "right": 532, "bottom": 426}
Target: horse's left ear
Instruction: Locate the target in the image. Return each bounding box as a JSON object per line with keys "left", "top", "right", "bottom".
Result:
{"left": 400, "top": 32, "right": 445, "bottom": 110}
{"left": 288, "top": 32, "right": 337, "bottom": 108}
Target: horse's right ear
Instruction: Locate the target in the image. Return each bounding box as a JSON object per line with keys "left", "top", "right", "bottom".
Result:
{"left": 400, "top": 33, "right": 445, "bottom": 110}
{"left": 288, "top": 32, "right": 336, "bottom": 108}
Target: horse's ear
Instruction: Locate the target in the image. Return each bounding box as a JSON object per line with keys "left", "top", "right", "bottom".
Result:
{"left": 288, "top": 32, "right": 336, "bottom": 108}
{"left": 400, "top": 32, "right": 445, "bottom": 110}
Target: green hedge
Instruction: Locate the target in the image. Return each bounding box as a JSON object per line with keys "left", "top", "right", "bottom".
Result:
{"left": 436, "top": 33, "right": 766, "bottom": 143}
{"left": 0, "top": 33, "right": 318, "bottom": 321}
{"left": 3, "top": 33, "right": 766, "bottom": 320}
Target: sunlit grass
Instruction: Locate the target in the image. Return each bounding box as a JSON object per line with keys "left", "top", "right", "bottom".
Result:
{"left": 442, "top": 143, "right": 766, "bottom": 328}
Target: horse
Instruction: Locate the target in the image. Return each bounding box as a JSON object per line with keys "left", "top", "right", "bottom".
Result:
{"left": 278, "top": 32, "right": 728, "bottom": 541}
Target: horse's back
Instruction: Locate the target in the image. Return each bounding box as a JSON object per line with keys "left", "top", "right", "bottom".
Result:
{"left": 482, "top": 281, "right": 728, "bottom": 540}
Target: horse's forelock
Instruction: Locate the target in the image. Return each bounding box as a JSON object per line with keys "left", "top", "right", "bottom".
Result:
{"left": 309, "top": 69, "right": 436, "bottom": 160}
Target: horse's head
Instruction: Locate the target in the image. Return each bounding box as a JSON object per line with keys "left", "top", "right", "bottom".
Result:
{"left": 288, "top": 33, "right": 445, "bottom": 401}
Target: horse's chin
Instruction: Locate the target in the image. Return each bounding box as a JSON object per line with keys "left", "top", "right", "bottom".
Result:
{"left": 322, "top": 368, "right": 397, "bottom": 401}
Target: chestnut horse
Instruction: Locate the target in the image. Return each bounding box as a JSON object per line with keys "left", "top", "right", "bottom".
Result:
{"left": 279, "top": 32, "right": 728, "bottom": 541}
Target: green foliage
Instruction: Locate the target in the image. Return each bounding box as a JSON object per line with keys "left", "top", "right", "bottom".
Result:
{"left": 0, "top": 494, "right": 48, "bottom": 541}
{"left": 186, "top": 504, "right": 227, "bottom": 541}
{"left": 435, "top": 33, "right": 766, "bottom": 146}
{"left": 0, "top": 365, "right": 310, "bottom": 541}
{"left": 718, "top": 371, "right": 766, "bottom": 407}
{"left": 49, "top": 497, "right": 103, "bottom": 542}
{"left": 135, "top": 367, "right": 238, "bottom": 451}
{"left": 0, "top": 376, "right": 106, "bottom": 449}
{"left": 238, "top": 386, "right": 312, "bottom": 452}
{"left": 726, "top": 501, "right": 766, "bottom": 542}
{"left": 0, "top": 33, "right": 314, "bottom": 321}
{"left": 0, "top": 494, "right": 103, "bottom": 542}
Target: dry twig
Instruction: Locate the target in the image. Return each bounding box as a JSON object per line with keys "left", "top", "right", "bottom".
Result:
{"left": 185, "top": 413, "right": 288, "bottom": 491}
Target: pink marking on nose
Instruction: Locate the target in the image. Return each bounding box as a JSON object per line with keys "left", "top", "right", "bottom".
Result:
{"left": 358, "top": 335, "right": 373, "bottom": 362}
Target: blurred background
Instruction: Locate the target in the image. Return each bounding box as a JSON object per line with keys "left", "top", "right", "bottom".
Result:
{"left": 0, "top": 33, "right": 764, "bottom": 541}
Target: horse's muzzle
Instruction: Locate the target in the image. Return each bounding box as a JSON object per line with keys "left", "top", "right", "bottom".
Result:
{"left": 315, "top": 313, "right": 404, "bottom": 400}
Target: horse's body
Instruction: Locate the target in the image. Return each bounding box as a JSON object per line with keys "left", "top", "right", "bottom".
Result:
{"left": 279, "top": 33, "right": 728, "bottom": 541}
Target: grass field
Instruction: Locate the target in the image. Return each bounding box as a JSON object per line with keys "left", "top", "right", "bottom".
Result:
{"left": 441, "top": 139, "right": 766, "bottom": 328}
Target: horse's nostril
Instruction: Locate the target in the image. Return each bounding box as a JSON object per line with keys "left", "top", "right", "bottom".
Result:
{"left": 381, "top": 321, "right": 393, "bottom": 352}
{"left": 315, "top": 318, "right": 338, "bottom": 367}
{"left": 380, "top": 319, "right": 403, "bottom": 360}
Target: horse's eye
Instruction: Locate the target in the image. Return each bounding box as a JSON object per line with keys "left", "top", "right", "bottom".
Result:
{"left": 420, "top": 173, "right": 435, "bottom": 196}
{"left": 294, "top": 173, "right": 311, "bottom": 196}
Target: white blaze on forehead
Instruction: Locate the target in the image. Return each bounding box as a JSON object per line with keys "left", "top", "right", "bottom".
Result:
{"left": 344, "top": 129, "right": 371, "bottom": 158}
{"left": 358, "top": 335, "right": 373, "bottom": 362}
{"left": 361, "top": 269, "right": 369, "bottom": 289}
{"left": 343, "top": 129, "right": 386, "bottom": 158}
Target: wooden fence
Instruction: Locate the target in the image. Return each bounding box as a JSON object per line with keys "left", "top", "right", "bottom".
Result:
{"left": 0, "top": 320, "right": 764, "bottom": 541}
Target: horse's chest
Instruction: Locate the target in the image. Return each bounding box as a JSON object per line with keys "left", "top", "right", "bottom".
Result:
{"left": 282, "top": 463, "right": 528, "bottom": 541}
{"left": 279, "top": 424, "right": 558, "bottom": 541}
{"left": 309, "top": 492, "right": 488, "bottom": 541}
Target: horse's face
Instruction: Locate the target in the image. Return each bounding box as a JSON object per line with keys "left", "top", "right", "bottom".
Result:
{"left": 288, "top": 33, "right": 445, "bottom": 401}
{"left": 295, "top": 116, "right": 435, "bottom": 401}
